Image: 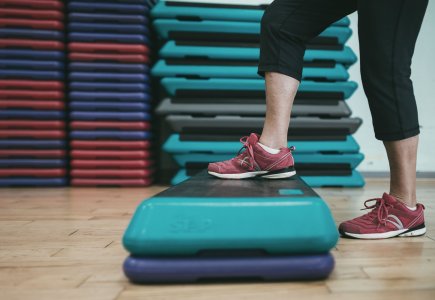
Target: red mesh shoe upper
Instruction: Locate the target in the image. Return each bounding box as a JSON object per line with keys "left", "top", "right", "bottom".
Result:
{"left": 208, "top": 133, "right": 295, "bottom": 175}
{"left": 339, "top": 193, "right": 425, "bottom": 235}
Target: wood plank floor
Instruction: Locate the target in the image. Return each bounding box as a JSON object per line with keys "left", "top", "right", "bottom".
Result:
{"left": 0, "top": 179, "right": 434, "bottom": 300}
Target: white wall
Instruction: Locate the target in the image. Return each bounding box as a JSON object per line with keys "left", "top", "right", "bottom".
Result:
{"left": 347, "top": 2, "right": 435, "bottom": 173}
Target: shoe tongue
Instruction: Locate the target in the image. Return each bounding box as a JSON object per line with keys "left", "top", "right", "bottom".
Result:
{"left": 382, "top": 192, "right": 398, "bottom": 205}
{"left": 248, "top": 133, "right": 259, "bottom": 144}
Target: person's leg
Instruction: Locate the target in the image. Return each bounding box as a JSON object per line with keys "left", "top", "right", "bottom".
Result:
{"left": 339, "top": 0, "right": 428, "bottom": 239}
{"left": 385, "top": 136, "right": 419, "bottom": 207}
{"left": 359, "top": 0, "right": 428, "bottom": 206}
{"left": 208, "top": 0, "right": 357, "bottom": 179}
{"left": 258, "top": 0, "right": 357, "bottom": 150}
{"left": 259, "top": 73, "right": 299, "bottom": 149}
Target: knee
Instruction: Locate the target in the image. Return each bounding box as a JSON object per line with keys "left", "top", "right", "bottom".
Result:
{"left": 360, "top": 54, "right": 412, "bottom": 90}
{"left": 260, "top": 7, "right": 304, "bottom": 49}
{"left": 360, "top": 64, "right": 380, "bottom": 95}
{"left": 361, "top": 66, "right": 413, "bottom": 101}
{"left": 261, "top": 5, "right": 280, "bottom": 35}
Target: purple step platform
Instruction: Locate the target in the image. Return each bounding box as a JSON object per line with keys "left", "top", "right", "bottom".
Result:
{"left": 124, "top": 253, "right": 334, "bottom": 283}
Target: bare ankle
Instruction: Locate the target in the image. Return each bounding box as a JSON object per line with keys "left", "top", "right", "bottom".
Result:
{"left": 258, "top": 137, "right": 286, "bottom": 149}
{"left": 389, "top": 192, "right": 417, "bottom": 207}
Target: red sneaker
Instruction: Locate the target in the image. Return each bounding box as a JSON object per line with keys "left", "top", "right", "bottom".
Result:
{"left": 339, "top": 193, "right": 426, "bottom": 239}
{"left": 207, "top": 133, "right": 296, "bottom": 179}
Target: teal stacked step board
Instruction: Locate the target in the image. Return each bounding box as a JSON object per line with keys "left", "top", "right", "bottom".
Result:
{"left": 123, "top": 170, "right": 339, "bottom": 282}
{"left": 160, "top": 40, "right": 358, "bottom": 67}
{"left": 153, "top": 19, "right": 352, "bottom": 45}
{"left": 151, "top": 0, "right": 364, "bottom": 187}
{"left": 163, "top": 134, "right": 365, "bottom": 187}
{"left": 152, "top": 2, "right": 356, "bottom": 81}
{"left": 170, "top": 152, "right": 365, "bottom": 186}
{"left": 152, "top": 59, "right": 350, "bottom": 80}
{"left": 151, "top": 0, "right": 349, "bottom": 25}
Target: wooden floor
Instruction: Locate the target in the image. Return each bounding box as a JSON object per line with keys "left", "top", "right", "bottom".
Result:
{"left": 1, "top": 179, "right": 434, "bottom": 300}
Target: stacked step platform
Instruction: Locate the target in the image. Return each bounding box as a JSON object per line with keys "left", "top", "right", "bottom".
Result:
{"left": 67, "top": 0, "right": 155, "bottom": 187}
{"left": 0, "top": 0, "right": 67, "bottom": 187}
{"left": 123, "top": 171, "right": 339, "bottom": 283}
{"left": 151, "top": 0, "right": 365, "bottom": 187}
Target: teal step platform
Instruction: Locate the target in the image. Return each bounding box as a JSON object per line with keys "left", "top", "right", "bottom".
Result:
{"left": 163, "top": 134, "right": 360, "bottom": 154}
{"left": 153, "top": 20, "right": 352, "bottom": 45}
{"left": 123, "top": 170, "right": 339, "bottom": 256}
{"left": 171, "top": 169, "right": 365, "bottom": 187}
{"left": 152, "top": 0, "right": 349, "bottom": 26}
{"left": 302, "top": 171, "right": 365, "bottom": 187}
{"left": 161, "top": 78, "right": 358, "bottom": 100}
{"left": 152, "top": 59, "right": 349, "bottom": 80}
{"left": 160, "top": 41, "right": 358, "bottom": 66}
{"left": 172, "top": 153, "right": 365, "bottom": 169}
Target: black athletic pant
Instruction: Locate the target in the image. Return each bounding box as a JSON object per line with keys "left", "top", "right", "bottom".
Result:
{"left": 258, "top": 0, "right": 428, "bottom": 141}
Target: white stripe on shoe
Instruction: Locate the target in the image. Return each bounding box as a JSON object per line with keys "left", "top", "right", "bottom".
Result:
{"left": 386, "top": 214, "right": 404, "bottom": 230}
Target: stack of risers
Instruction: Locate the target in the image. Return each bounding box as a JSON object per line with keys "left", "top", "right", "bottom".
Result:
{"left": 122, "top": 172, "right": 339, "bottom": 283}
{"left": 151, "top": 0, "right": 365, "bottom": 187}
{"left": 0, "top": 0, "right": 67, "bottom": 187}
{"left": 67, "top": 0, "right": 155, "bottom": 187}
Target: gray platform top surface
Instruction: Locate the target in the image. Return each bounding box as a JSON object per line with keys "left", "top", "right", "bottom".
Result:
{"left": 166, "top": 115, "right": 362, "bottom": 133}
{"left": 157, "top": 170, "right": 319, "bottom": 198}
{"left": 156, "top": 98, "right": 352, "bottom": 117}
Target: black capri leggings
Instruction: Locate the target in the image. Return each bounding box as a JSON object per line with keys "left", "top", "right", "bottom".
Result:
{"left": 258, "top": 0, "right": 428, "bottom": 141}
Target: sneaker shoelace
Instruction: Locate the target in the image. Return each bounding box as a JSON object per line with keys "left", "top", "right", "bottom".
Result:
{"left": 360, "top": 197, "right": 393, "bottom": 228}
{"left": 234, "top": 136, "right": 257, "bottom": 171}
{"left": 235, "top": 136, "right": 296, "bottom": 172}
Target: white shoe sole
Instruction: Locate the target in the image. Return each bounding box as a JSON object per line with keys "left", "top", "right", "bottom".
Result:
{"left": 208, "top": 170, "right": 296, "bottom": 180}
{"left": 399, "top": 227, "right": 427, "bottom": 237}
{"left": 342, "top": 226, "right": 426, "bottom": 239}
{"left": 261, "top": 171, "right": 297, "bottom": 179}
